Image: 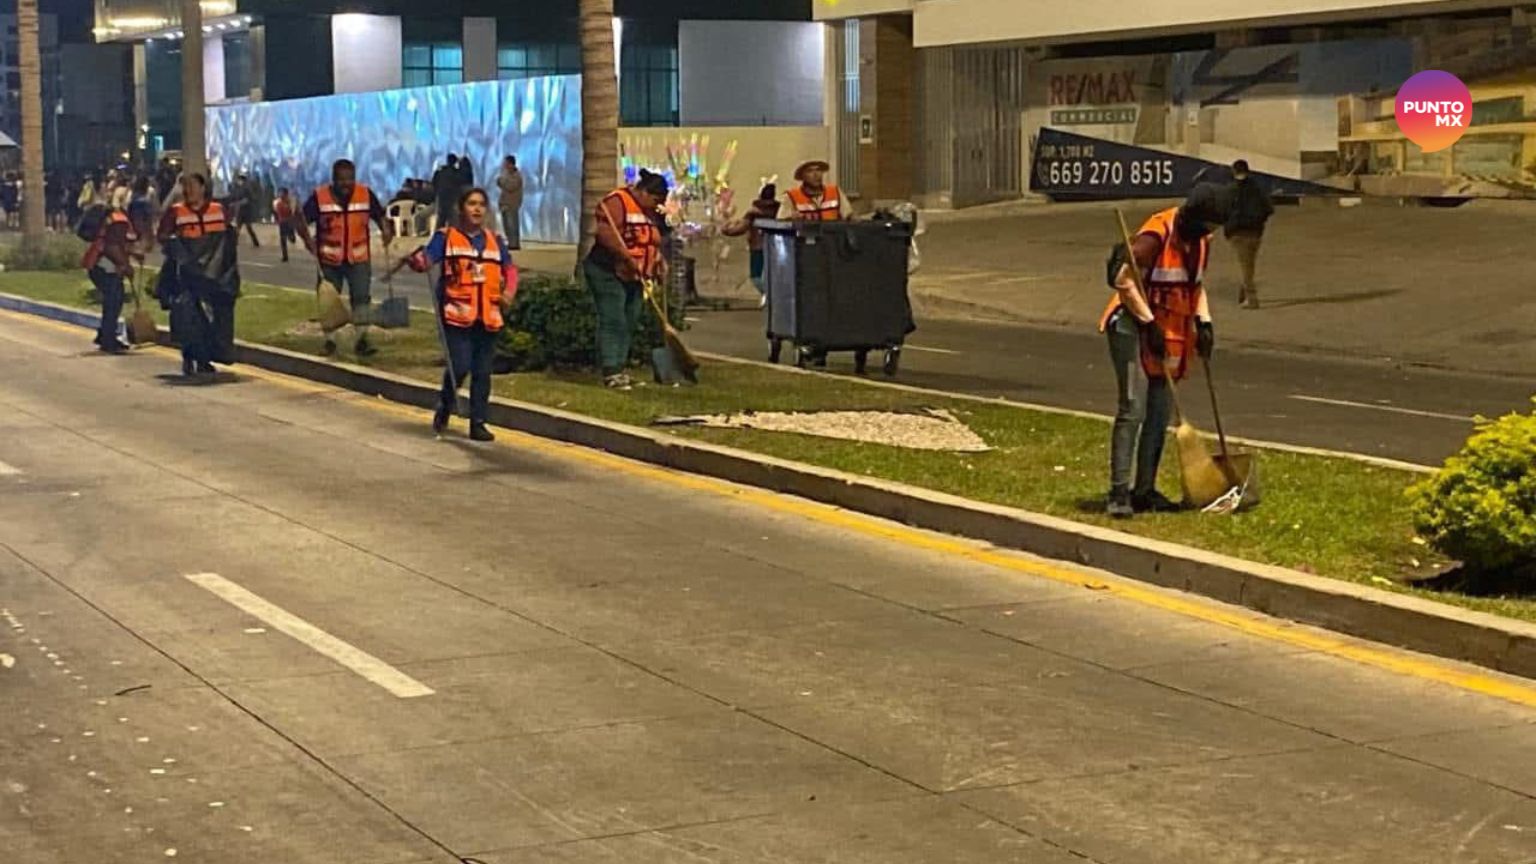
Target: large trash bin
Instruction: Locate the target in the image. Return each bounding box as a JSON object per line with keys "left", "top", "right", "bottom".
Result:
{"left": 760, "top": 218, "right": 915, "bottom": 375}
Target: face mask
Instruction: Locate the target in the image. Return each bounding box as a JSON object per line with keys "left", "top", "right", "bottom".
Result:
{"left": 1175, "top": 211, "right": 1211, "bottom": 242}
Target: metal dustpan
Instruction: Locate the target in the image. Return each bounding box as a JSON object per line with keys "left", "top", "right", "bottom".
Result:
{"left": 374, "top": 246, "right": 411, "bottom": 329}
{"left": 1194, "top": 357, "right": 1261, "bottom": 513}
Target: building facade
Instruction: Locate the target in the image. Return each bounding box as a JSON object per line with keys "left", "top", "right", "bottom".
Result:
{"left": 0, "top": 14, "right": 61, "bottom": 161}
{"left": 816, "top": 0, "right": 1536, "bottom": 206}
{"left": 96, "top": 0, "right": 817, "bottom": 153}
{"left": 96, "top": 1, "right": 839, "bottom": 243}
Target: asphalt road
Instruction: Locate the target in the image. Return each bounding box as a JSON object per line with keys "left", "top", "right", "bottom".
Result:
{"left": 232, "top": 229, "right": 1534, "bottom": 468}
{"left": 4, "top": 310, "right": 1536, "bottom": 863}
{"left": 682, "top": 310, "right": 1536, "bottom": 468}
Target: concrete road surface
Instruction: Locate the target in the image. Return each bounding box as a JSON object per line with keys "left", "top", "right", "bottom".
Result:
{"left": 4, "top": 310, "right": 1534, "bottom": 864}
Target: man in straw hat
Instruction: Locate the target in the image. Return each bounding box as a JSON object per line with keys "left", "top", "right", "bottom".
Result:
{"left": 782, "top": 160, "right": 845, "bottom": 222}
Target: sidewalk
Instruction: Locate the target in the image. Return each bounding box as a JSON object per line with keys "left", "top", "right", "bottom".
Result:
{"left": 908, "top": 199, "right": 1536, "bottom": 377}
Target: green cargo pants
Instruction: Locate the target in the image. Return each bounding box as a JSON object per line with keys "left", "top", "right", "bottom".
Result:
{"left": 584, "top": 259, "right": 643, "bottom": 376}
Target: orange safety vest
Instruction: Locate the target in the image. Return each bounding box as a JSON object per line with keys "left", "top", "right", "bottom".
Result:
{"left": 787, "top": 184, "right": 842, "bottom": 221}
{"left": 82, "top": 210, "right": 137, "bottom": 271}
{"left": 314, "top": 183, "right": 374, "bottom": 266}
{"left": 439, "top": 227, "right": 507, "bottom": 331}
{"left": 170, "top": 201, "right": 228, "bottom": 239}
{"left": 1099, "top": 207, "right": 1207, "bottom": 381}
{"left": 603, "top": 188, "right": 663, "bottom": 278}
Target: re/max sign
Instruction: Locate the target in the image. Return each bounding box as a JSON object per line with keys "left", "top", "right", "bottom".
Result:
{"left": 1049, "top": 71, "right": 1138, "bottom": 106}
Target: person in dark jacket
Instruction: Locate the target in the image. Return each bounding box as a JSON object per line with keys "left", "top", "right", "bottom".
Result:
{"left": 432, "top": 155, "right": 466, "bottom": 230}
{"left": 157, "top": 173, "right": 240, "bottom": 377}
{"left": 1224, "top": 159, "right": 1274, "bottom": 310}
{"left": 229, "top": 173, "right": 261, "bottom": 248}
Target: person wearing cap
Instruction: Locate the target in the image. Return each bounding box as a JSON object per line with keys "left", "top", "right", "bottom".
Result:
{"left": 1099, "top": 183, "right": 1228, "bottom": 519}
{"left": 721, "top": 183, "right": 780, "bottom": 306}
{"left": 1224, "top": 159, "right": 1274, "bottom": 310}
{"left": 782, "top": 161, "right": 844, "bottom": 221}
{"left": 585, "top": 169, "right": 671, "bottom": 390}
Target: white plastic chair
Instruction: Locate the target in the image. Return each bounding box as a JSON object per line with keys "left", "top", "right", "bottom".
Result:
{"left": 386, "top": 201, "right": 418, "bottom": 238}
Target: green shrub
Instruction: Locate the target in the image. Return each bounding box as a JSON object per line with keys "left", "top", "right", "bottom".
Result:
{"left": 1408, "top": 401, "right": 1536, "bottom": 575}
{"left": 498, "top": 272, "right": 680, "bottom": 372}
{"left": 0, "top": 235, "right": 87, "bottom": 272}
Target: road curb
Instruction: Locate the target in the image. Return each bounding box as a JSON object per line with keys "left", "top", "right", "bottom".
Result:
{"left": 5, "top": 291, "right": 1533, "bottom": 681}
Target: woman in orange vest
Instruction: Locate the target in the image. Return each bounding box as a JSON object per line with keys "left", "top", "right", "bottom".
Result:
{"left": 783, "top": 160, "right": 844, "bottom": 221}
{"left": 1101, "top": 184, "right": 1225, "bottom": 518}
{"left": 81, "top": 205, "right": 138, "bottom": 354}
{"left": 583, "top": 170, "right": 669, "bottom": 390}
{"left": 399, "top": 187, "right": 517, "bottom": 442}
{"left": 156, "top": 173, "right": 239, "bottom": 377}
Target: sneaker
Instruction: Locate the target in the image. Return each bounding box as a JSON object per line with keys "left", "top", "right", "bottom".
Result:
{"left": 1106, "top": 486, "right": 1134, "bottom": 519}
{"left": 604, "top": 374, "right": 633, "bottom": 391}
{"left": 355, "top": 338, "right": 378, "bottom": 358}
{"left": 196, "top": 361, "right": 216, "bottom": 375}
{"left": 182, "top": 358, "right": 195, "bottom": 377}
{"left": 1242, "top": 295, "right": 1261, "bottom": 310}
{"left": 432, "top": 405, "right": 451, "bottom": 435}
{"left": 469, "top": 423, "right": 495, "bottom": 442}
{"left": 1132, "top": 489, "right": 1182, "bottom": 513}
{"left": 321, "top": 339, "right": 338, "bottom": 358}
{"left": 99, "top": 340, "right": 131, "bottom": 354}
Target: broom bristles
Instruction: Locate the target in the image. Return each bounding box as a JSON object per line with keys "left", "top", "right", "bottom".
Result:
{"left": 1175, "top": 421, "right": 1234, "bottom": 507}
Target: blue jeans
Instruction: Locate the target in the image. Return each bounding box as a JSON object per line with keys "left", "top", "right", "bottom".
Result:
{"left": 749, "top": 249, "right": 765, "bottom": 295}
{"left": 441, "top": 323, "right": 498, "bottom": 424}
{"left": 1108, "top": 309, "right": 1172, "bottom": 493}
{"left": 88, "top": 268, "right": 124, "bottom": 346}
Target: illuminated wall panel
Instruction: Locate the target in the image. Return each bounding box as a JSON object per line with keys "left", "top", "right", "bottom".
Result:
{"left": 207, "top": 75, "right": 582, "bottom": 243}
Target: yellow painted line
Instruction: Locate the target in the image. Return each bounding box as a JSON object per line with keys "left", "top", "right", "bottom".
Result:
{"left": 6, "top": 306, "right": 1536, "bottom": 710}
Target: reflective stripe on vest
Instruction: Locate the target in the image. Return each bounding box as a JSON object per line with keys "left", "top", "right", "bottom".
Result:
{"left": 171, "top": 202, "right": 228, "bottom": 239}
{"left": 787, "top": 184, "right": 842, "bottom": 221}
{"left": 604, "top": 188, "right": 662, "bottom": 278}
{"left": 1097, "top": 207, "right": 1207, "bottom": 381}
{"left": 440, "top": 227, "right": 506, "bottom": 331}
{"left": 315, "top": 184, "right": 373, "bottom": 267}
{"left": 82, "top": 211, "right": 138, "bottom": 271}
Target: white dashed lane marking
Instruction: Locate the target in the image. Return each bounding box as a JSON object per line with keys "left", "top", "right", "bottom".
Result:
{"left": 184, "top": 573, "right": 434, "bottom": 698}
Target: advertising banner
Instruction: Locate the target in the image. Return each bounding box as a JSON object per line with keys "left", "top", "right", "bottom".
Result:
{"left": 1030, "top": 127, "right": 1335, "bottom": 199}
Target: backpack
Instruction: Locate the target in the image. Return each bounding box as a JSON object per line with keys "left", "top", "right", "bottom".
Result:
{"left": 74, "top": 203, "right": 108, "bottom": 243}
{"left": 1105, "top": 242, "right": 1131, "bottom": 288}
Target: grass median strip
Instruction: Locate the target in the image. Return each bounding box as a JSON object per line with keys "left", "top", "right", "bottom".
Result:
{"left": 8, "top": 271, "right": 1531, "bottom": 624}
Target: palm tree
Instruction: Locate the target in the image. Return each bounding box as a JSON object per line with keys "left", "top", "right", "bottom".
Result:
{"left": 17, "top": 0, "right": 46, "bottom": 249}
{"left": 181, "top": 0, "right": 207, "bottom": 176}
{"left": 577, "top": 0, "right": 619, "bottom": 266}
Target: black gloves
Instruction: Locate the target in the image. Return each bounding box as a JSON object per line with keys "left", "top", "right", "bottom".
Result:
{"left": 1139, "top": 320, "right": 1167, "bottom": 359}
{"left": 1196, "top": 320, "right": 1215, "bottom": 359}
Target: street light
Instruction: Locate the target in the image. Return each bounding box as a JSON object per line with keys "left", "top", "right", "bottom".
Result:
{"left": 51, "top": 100, "right": 61, "bottom": 171}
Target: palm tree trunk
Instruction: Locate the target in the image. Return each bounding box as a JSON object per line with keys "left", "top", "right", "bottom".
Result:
{"left": 577, "top": 0, "right": 619, "bottom": 268}
{"left": 17, "top": 0, "right": 46, "bottom": 249}
{"left": 181, "top": 0, "right": 207, "bottom": 177}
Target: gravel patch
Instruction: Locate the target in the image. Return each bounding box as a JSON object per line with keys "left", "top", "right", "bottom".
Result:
{"left": 654, "top": 408, "right": 990, "bottom": 452}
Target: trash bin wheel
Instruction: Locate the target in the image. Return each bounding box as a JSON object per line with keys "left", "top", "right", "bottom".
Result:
{"left": 883, "top": 348, "right": 901, "bottom": 376}
{"left": 768, "top": 338, "right": 783, "bottom": 364}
